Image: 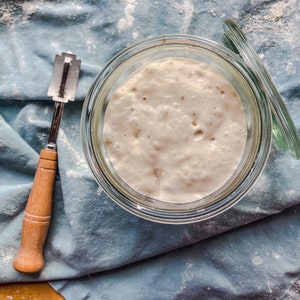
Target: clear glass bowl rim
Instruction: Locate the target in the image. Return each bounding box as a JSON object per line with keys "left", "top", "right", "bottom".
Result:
{"left": 81, "top": 33, "right": 272, "bottom": 224}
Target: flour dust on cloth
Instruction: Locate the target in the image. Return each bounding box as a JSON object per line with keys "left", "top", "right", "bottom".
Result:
{"left": 0, "top": 0, "right": 299, "bottom": 299}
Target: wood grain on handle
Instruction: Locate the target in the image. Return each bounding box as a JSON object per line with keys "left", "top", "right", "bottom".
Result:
{"left": 13, "top": 148, "right": 57, "bottom": 273}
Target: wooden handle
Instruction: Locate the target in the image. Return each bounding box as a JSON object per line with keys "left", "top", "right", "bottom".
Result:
{"left": 13, "top": 148, "right": 57, "bottom": 273}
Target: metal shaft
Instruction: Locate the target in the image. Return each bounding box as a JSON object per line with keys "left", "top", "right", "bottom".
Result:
{"left": 46, "top": 60, "right": 71, "bottom": 150}
{"left": 46, "top": 101, "right": 65, "bottom": 150}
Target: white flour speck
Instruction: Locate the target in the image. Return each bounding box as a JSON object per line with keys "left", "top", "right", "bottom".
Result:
{"left": 66, "top": 170, "right": 80, "bottom": 178}
{"left": 285, "top": 189, "right": 297, "bottom": 198}
{"left": 117, "top": 0, "right": 137, "bottom": 33}
{"left": 255, "top": 206, "right": 261, "bottom": 212}
{"left": 252, "top": 255, "right": 263, "bottom": 265}
{"left": 0, "top": 249, "right": 13, "bottom": 263}
{"left": 132, "top": 30, "right": 139, "bottom": 39}
{"left": 71, "top": 2, "right": 83, "bottom": 10}
{"left": 286, "top": 62, "right": 297, "bottom": 75}
{"left": 272, "top": 251, "right": 281, "bottom": 260}
{"left": 50, "top": 41, "right": 61, "bottom": 50}
{"left": 86, "top": 37, "right": 97, "bottom": 54}
{"left": 210, "top": 9, "right": 216, "bottom": 17}
{"left": 171, "top": 0, "right": 194, "bottom": 33}
{"left": 43, "top": 106, "right": 49, "bottom": 115}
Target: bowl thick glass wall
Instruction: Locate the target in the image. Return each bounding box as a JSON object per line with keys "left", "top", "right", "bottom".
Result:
{"left": 81, "top": 35, "right": 272, "bottom": 224}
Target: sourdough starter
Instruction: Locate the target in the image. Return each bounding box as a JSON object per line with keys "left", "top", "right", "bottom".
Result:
{"left": 103, "top": 58, "right": 247, "bottom": 203}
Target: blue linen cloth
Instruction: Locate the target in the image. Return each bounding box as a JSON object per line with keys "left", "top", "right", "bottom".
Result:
{"left": 0, "top": 1, "right": 299, "bottom": 299}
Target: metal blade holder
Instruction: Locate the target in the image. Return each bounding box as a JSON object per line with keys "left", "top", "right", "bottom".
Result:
{"left": 47, "top": 52, "right": 81, "bottom": 150}
{"left": 13, "top": 52, "right": 81, "bottom": 273}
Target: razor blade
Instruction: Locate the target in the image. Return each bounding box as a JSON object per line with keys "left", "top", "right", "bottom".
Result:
{"left": 47, "top": 52, "right": 81, "bottom": 103}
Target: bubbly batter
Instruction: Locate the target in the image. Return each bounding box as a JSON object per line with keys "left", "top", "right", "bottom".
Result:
{"left": 103, "top": 58, "right": 247, "bottom": 203}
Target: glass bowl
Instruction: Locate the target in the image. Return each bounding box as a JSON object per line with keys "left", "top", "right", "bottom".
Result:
{"left": 81, "top": 30, "right": 274, "bottom": 224}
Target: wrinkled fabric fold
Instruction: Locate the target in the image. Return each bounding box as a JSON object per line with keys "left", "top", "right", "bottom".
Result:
{"left": 52, "top": 204, "right": 300, "bottom": 300}
{"left": 0, "top": 0, "right": 300, "bottom": 299}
